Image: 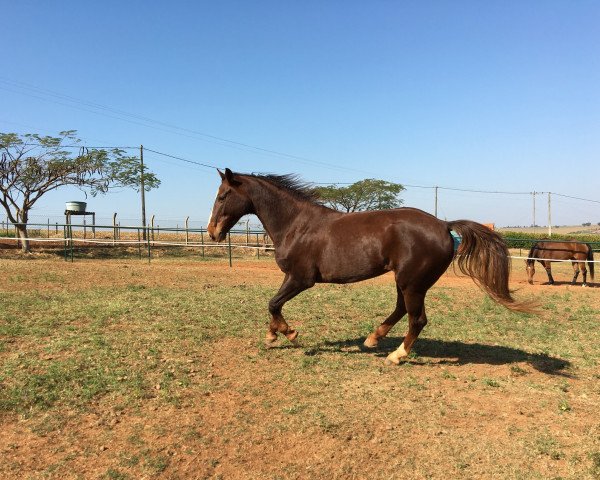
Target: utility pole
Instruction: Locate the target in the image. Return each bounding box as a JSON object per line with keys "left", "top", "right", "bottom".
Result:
{"left": 548, "top": 192, "right": 552, "bottom": 237}
{"left": 140, "top": 145, "right": 147, "bottom": 240}
{"left": 532, "top": 191, "right": 536, "bottom": 234}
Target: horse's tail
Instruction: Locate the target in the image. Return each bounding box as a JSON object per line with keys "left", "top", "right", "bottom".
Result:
{"left": 586, "top": 244, "right": 595, "bottom": 280}
{"left": 447, "top": 220, "right": 537, "bottom": 314}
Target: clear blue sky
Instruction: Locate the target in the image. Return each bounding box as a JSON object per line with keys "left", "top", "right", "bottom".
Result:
{"left": 2, "top": 1, "right": 599, "bottom": 228}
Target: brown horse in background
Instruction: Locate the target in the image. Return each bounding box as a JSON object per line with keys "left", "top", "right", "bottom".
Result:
{"left": 208, "top": 169, "right": 534, "bottom": 365}
{"left": 526, "top": 241, "right": 595, "bottom": 286}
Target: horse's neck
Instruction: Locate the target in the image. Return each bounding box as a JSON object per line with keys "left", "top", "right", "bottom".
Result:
{"left": 249, "top": 182, "right": 318, "bottom": 246}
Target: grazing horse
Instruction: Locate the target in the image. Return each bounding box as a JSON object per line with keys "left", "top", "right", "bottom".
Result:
{"left": 526, "top": 241, "right": 595, "bottom": 286}
{"left": 207, "top": 169, "right": 534, "bottom": 365}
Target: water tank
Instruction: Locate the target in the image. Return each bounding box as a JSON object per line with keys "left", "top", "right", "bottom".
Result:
{"left": 65, "top": 201, "right": 87, "bottom": 212}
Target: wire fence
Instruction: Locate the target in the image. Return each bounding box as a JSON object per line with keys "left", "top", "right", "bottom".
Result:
{"left": 1, "top": 220, "right": 600, "bottom": 266}
{"left": 0, "top": 221, "right": 273, "bottom": 265}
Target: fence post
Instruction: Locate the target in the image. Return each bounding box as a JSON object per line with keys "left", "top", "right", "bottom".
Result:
{"left": 69, "top": 222, "right": 74, "bottom": 262}
{"left": 200, "top": 227, "right": 205, "bottom": 258}
{"left": 113, "top": 213, "right": 118, "bottom": 245}
{"left": 151, "top": 215, "right": 155, "bottom": 242}
{"left": 228, "top": 231, "right": 232, "bottom": 267}
{"left": 185, "top": 216, "right": 190, "bottom": 245}
{"left": 137, "top": 228, "right": 142, "bottom": 259}
{"left": 146, "top": 224, "right": 151, "bottom": 263}
{"left": 63, "top": 225, "right": 68, "bottom": 261}
{"left": 47, "top": 219, "right": 50, "bottom": 238}
{"left": 256, "top": 232, "right": 260, "bottom": 259}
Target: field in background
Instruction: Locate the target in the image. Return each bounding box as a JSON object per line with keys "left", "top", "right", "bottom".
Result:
{"left": 0, "top": 257, "right": 599, "bottom": 479}
{"left": 498, "top": 224, "right": 600, "bottom": 236}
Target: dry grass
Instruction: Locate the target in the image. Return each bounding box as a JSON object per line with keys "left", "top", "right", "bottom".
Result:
{"left": 0, "top": 257, "right": 599, "bottom": 479}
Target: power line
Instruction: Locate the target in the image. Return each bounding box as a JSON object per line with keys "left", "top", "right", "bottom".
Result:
{"left": 551, "top": 192, "right": 600, "bottom": 205}
{"left": 143, "top": 147, "right": 220, "bottom": 170}
{"left": 0, "top": 77, "right": 374, "bottom": 175}
{"left": 9, "top": 136, "right": 600, "bottom": 203}
{"left": 20, "top": 144, "right": 136, "bottom": 150}
{"left": 2, "top": 94, "right": 599, "bottom": 203}
{"left": 438, "top": 186, "right": 530, "bottom": 195}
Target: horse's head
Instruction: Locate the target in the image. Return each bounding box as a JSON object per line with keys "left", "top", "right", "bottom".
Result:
{"left": 525, "top": 259, "right": 535, "bottom": 284}
{"left": 207, "top": 168, "right": 253, "bottom": 242}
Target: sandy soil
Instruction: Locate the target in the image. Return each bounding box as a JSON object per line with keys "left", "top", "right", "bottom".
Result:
{"left": 0, "top": 256, "right": 599, "bottom": 479}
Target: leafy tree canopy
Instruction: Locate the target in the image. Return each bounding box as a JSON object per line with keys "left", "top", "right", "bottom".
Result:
{"left": 0, "top": 130, "right": 160, "bottom": 251}
{"left": 316, "top": 178, "right": 405, "bottom": 212}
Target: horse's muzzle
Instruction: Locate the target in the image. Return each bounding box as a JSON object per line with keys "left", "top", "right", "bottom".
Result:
{"left": 207, "top": 224, "right": 217, "bottom": 242}
{"left": 207, "top": 224, "right": 225, "bottom": 242}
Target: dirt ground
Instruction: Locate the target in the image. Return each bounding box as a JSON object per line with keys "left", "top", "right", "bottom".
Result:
{"left": 1, "top": 256, "right": 599, "bottom": 479}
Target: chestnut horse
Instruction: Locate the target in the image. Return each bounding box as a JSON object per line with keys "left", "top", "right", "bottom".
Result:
{"left": 208, "top": 169, "right": 533, "bottom": 365}
{"left": 526, "top": 241, "right": 595, "bottom": 286}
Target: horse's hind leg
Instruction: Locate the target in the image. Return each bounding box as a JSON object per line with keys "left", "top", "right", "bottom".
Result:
{"left": 571, "top": 262, "right": 580, "bottom": 285}
{"left": 385, "top": 290, "right": 427, "bottom": 365}
{"left": 266, "top": 274, "right": 312, "bottom": 346}
{"left": 364, "top": 285, "right": 407, "bottom": 348}
{"left": 578, "top": 261, "right": 588, "bottom": 286}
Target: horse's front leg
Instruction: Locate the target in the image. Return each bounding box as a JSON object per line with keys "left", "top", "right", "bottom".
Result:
{"left": 266, "top": 274, "right": 312, "bottom": 347}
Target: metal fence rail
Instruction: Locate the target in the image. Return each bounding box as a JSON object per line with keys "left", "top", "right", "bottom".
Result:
{"left": 1, "top": 221, "right": 599, "bottom": 266}
{"left": 0, "top": 221, "right": 273, "bottom": 266}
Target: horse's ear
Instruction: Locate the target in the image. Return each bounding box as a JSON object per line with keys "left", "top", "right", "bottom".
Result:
{"left": 218, "top": 169, "right": 225, "bottom": 180}
{"left": 224, "top": 168, "right": 241, "bottom": 186}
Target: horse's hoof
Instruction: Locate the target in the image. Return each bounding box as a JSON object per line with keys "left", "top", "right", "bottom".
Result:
{"left": 384, "top": 353, "right": 402, "bottom": 366}
{"left": 285, "top": 330, "right": 299, "bottom": 346}
{"left": 384, "top": 358, "right": 399, "bottom": 366}
{"left": 363, "top": 336, "right": 379, "bottom": 349}
{"left": 265, "top": 333, "right": 278, "bottom": 348}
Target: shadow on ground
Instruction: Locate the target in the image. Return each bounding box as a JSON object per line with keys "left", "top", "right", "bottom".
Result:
{"left": 304, "top": 336, "right": 572, "bottom": 376}
{"left": 534, "top": 280, "right": 598, "bottom": 288}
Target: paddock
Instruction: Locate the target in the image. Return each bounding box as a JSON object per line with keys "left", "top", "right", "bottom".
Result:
{"left": 0, "top": 257, "right": 598, "bottom": 479}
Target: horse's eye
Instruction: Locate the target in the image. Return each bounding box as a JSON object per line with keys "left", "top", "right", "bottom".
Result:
{"left": 218, "top": 192, "right": 228, "bottom": 202}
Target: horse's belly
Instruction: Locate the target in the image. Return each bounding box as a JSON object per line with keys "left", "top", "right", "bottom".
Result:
{"left": 317, "top": 243, "right": 390, "bottom": 283}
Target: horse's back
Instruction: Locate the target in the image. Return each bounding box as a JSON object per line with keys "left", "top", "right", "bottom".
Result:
{"left": 533, "top": 241, "right": 589, "bottom": 261}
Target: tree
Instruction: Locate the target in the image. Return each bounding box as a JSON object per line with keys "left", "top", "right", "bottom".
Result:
{"left": 0, "top": 130, "right": 160, "bottom": 252}
{"left": 315, "top": 178, "right": 405, "bottom": 212}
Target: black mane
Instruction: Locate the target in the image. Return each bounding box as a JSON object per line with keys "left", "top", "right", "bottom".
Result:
{"left": 247, "top": 173, "right": 320, "bottom": 202}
